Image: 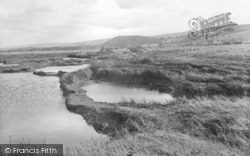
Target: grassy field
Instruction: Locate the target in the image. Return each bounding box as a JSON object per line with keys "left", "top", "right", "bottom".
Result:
{"left": 1, "top": 45, "right": 249, "bottom": 155}
{"left": 87, "top": 45, "right": 250, "bottom": 98}
{"left": 0, "top": 51, "right": 87, "bottom": 73}
{"left": 59, "top": 45, "right": 250, "bottom": 155}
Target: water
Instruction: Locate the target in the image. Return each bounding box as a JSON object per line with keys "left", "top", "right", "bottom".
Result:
{"left": 63, "top": 58, "right": 87, "bottom": 61}
{"left": 36, "top": 64, "right": 89, "bottom": 73}
{"left": 82, "top": 82, "right": 173, "bottom": 103}
{"left": 0, "top": 73, "right": 101, "bottom": 145}
{"left": 0, "top": 63, "right": 19, "bottom": 67}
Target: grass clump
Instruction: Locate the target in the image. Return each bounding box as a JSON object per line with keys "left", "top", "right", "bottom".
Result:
{"left": 64, "top": 97, "right": 250, "bottom": 155}
{"left": 60, "top": 45, "right": 250, "bottom": 155}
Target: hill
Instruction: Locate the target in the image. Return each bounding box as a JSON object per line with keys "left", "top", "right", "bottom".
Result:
{"left": 0, "top": 39, "right": 109, "bottom": 53}
{"left": 101, "top": 24, "right": 250, "bottom": 48}
{"left": 153, "top": 31, "right": 187, "bottom": 38}
{"left": 183, "top": 24, "right": 250, "bottom": 43}
{"left": 1, "top": 24, "right": 250, "bottom": 53}
{"left": 101, "top": 35, "right": 159, "bottom": 48}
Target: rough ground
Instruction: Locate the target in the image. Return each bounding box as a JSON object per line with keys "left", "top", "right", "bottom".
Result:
{"left": 60, "top": 45, "right": 250, "bottom": 155}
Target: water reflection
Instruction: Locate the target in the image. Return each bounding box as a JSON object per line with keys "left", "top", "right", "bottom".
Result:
{"left": 0, "top": 63, "right": 19, "bottom": 67}
{"left": 83, "top": 82, "right": 173, "bottom": 104}
{"left": 0, "top": 73, "right": 101, "bottom": 145}
{"left": 36, "top": 64, "right": 89, "bottom": 73}
{"left": 63, "top": 58, "right": 87, "bottom": 61}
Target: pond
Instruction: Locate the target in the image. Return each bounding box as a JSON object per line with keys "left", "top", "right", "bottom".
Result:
{"left": 36, "top": 64, "right": 89, "bottom": 73}
{"left": 0, "top": 63, "right": 19, "bottom": 67}
{"left": 63, "top": 58, "right": 87, "bottom": 61}
{"left": 0, "top": 73, "right": 101, "bottom": 145}
{"left": 82, "top": 82, "right": 173, "bottom": 104}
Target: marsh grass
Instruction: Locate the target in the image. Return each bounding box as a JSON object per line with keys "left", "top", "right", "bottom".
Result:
{"left": 59, "top": 45, "right": 250, "bottom": 155}
{"left": 64, "top": 128, "right": 246, "bottom": 156}
{"left": 87, "top": 45, "right": 250, "bottom": 98}
{"left": 0, "top": 51, "right": 85, "bottom": 73}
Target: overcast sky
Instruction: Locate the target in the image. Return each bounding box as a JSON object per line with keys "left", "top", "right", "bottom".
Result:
{"left": 0, "top": 0, "right": 249, "bottom": 48}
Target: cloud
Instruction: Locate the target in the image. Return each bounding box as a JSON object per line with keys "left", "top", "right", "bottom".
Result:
{"left": 114, "top": 0, "right": 167, "bottom": 9}
{"left": 0, "top": 0, "right": 250, "bottom": 48}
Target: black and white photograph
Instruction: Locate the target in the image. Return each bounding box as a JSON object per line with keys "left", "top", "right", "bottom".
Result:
{"left": 0, "top": 0, "right": 250, "bottom": 155}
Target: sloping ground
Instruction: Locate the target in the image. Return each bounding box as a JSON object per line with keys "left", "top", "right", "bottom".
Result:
{"left": 99, "top": 24, "right": 250, "bottom": 48}
{"left": 2, "top": 24, "right": 250, "bottom": 53}
{"left": 231, "top": 31, "right": 250, "bottom": 41}
{"left": 182, "top": 24, "right": 250, "bottom": 43}
{"left": 65, "top": 131, "right": 246, "bottom": 156}
{"left": 153, "top": 25, "right": 250, "bottom": 39}
{"left": 66, "top": 39, "right": 110, "bottom": 46}
{"left": 0, "top": 45, "right": 98, "bottom": 53}
{"left": 234, "top": 24, "right": 250, "bottom": 32}
{"left": 58, "top": 45, "right": 250, "bottom": 155}
{"left": 0, "top": 39, "right": 108, "bottom": 52}
{"left": 153, "top": 31, "right": 186, "bottom": 38}
{"left": 102, "top": 35, "right": 159, "bottom": 48}
{"left": 60, "top": 68, "right": 250, "bottom": 155}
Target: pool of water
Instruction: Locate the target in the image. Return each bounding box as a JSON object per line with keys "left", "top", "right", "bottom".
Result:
{"left": 0, "top": 73, "right": 101, "bottom": 145}
{"left": 36, "top": 64, "right": 89, "bottom": 73}
{"left": 63, "top": 58, "right": 87, "bottom": 61}
{"left": 82, "top": 82, "right": 173, "bottom": 104}
{"left": 0, "top": 63, "right": 19, "bottom": 67}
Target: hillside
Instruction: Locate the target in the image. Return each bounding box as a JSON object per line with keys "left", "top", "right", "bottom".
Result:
{"left": 153, "top": 31, "right": 187, "bottom": 38}
{"left": 0, "top": 45, "right": 99, "bottom": 53}
{"left": 65, "top": 38, "right": 110, "bottom": 47}
{"left": 101, "top": 24, "right": 250, "bottom": 48}
{"left": 1, "top": 24, "right": 250, "bottom": 53}
{"left": 0, "top": 39, "right": 109, "bottom": 53}
{"left": 179, "top": 24, "right": 250, "bottom": 44}
{"left": 101, "top": 35, "right": 159, "bottom": 48}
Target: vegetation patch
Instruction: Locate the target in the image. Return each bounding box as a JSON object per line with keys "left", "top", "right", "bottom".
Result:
{"left": 59, "top": 45, "right": 250, "bottom": 155}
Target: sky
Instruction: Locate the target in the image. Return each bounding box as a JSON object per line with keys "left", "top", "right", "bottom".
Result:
{"left": 0, "top": 0, "right": 250, "bottom": 48}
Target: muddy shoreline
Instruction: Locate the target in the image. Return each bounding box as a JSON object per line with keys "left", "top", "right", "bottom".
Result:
{"left": 58, "top": 64, "right": 250, "bottom": 138}
{"left": 56, "top": 49, "right": 250, "bottom": 154}
{"left": 4, "top": 45, "right": 249, "bottom": 155}
{"left": 59, "top": 69, "right": 159, "bottom": 137}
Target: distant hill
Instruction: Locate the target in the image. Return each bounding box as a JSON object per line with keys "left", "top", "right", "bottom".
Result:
{"left": 102, "top": 35, "right": 159, "bottom": 48}
{"left": 233, "top": 24, "right": 250, "bottom": 32}
{"left": 0, "top": 39, "right": 109, "bottom": 52}
{"left": 65, "top": 39, "right": 110, "bottom": 47}
{"left": 153, "top": 24, "right": 250, "bottom": 45}
{"left": 100, "top": 25, "right": 250, "bottom": 48}
{"left": 0, "top": 45, "right": 99, "bottom": 53}
{"left": 153, "top": 32, "right": 187, "bottom": 38}
{"left": 1, "top": 24, "right": 250, "bottom": 53}
{"left": 203, "top": 24, "right": 250, "bottom": 42}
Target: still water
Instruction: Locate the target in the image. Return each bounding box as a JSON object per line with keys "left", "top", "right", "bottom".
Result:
{"left": 0, "top": 73, "right": 100, "bottom": 145}
{"left": 36, "top": 64, "right": 89, "bottom": 73}
{"left": 83, "top": 82, "right": 173, "bottom": 103}
{"left": 0, "top": 63, "right": 19, "bottom": 67}
{"left": 63, "top": 58, "right": 87, "bottom": 61}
